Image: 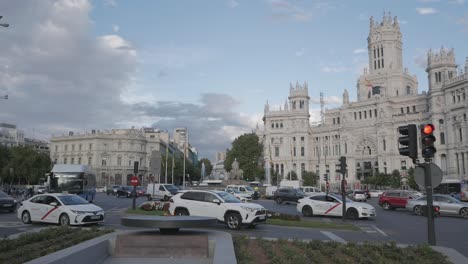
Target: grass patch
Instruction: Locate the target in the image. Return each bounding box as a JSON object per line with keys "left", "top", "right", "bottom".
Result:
{"left": 267, "top": 218, "right": 359, "bottom": 231}
{"left": 233, "top": 237, "right": 451, "bottom": 264}
{"left": 0, "top": 226, "right": 113, "bottom": 264}
{"left": 125, "top": 208, "right": 166, "bottom": 216}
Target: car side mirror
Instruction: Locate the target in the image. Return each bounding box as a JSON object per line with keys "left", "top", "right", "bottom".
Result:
{"left": 213, "top": 199, "right": 221, "bottom": 205}
{"left": 50, "top": 202, "right": 58, "bottom": 207}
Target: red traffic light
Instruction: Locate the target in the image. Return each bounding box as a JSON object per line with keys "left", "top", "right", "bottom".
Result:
{"left": 422, "top": 124, "right": 435, "bottom": 135}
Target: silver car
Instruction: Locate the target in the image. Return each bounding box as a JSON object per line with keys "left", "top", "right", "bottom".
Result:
{"left": 406, "top": 194, "right": 468, "bottom": 218}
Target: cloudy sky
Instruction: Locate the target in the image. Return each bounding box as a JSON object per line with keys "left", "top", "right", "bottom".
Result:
{"left": 0, "top": 0, "right": 467, "bottom": 161}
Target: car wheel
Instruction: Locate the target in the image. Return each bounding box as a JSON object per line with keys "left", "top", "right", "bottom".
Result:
{"left": 460, "top": 208, "right": 468, "bottom": 218}
{"left": 225, "top": 212, "right": 242, "bottom": 230}
{"left": 346, "top": 208, "right": 359, "bottom": 220}
{"left": 413, "top": 205, "right": 423, "bottom": 216}
{"left": 147, "top": 194, "right": 152, "bottom": 201}
{"left": 59, "top": 213, "right": 70, "bottom": 226}
{"left": 276, "top": 197, "right": 283, "bottom": 205}
{"left": 22, "top": 211, "right": 32, "bottom": 224}
{"left": 302, "top": 206, "right": 313, "bottom": 217}
{"left": 382, "top": 202, "right": 391, "bottom": 210}
{"left": 175, "top": 208, "right": 190, "bottom": 216}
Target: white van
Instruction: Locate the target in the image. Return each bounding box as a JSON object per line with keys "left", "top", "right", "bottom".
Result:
{"left": 299, "top": 186, "right": 325, "bottom": 196}
{"left": 146, "top": 184, "right": 179, "bottom": 201}
{"left": 265, "top": 186, "right": 278, "bottom": 199}
{"left": 226, "top": 185, "right": 255, "bottom": 196}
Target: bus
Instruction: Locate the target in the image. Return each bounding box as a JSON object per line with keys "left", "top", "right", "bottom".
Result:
{"left": 47, "top": 164, "right": 97, "bottom": 202}
{"left": 433, "top": 178, "right": 468, "bottom": 202}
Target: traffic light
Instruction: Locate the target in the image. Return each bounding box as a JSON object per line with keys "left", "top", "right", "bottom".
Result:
{"left": 421, "top": 124, "right": 436, "bottom": 159}
{"left": 340, "top": 156, "right": 347, "bottom": 175}
{"left": 323, "top": 174, "right": 328, "bottom": 182}
{"left": 133, "top": 161, "right": 139, "bottom": 174}
{"left": 398, "top": 124, "right": 418, "bottom": 159}
{"left": 335, "top": 161, "right": 342, "bottom": 174}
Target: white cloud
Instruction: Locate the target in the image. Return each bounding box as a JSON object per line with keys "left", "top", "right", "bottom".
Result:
{"left": 457, "top": 14, "right": 468, "bottom": 33}
{"left": 413, "top": 49, "right": 428, "bottom": 69}
{"left": 321, "top": 66, "right": 351, "bottom": 73}
{"left": 104, "top": 0, "right": 117, "bottom": 6}
{"left": 416, "top": 8, "right": 438, "bottom": 15}
{"left": 353, "top": 48, "right": 366, "bottom": 54}
{"left": 0, "top": 0, "right": 136, "bottom": 140}
{"left": 295, "top": 48, "right": 305, "bottom": 57}
{"left": 113, "top": 24, "right": 119, "bottom": 32}
{"left": 268, "top": 0, "right": 313, "bottom": 22}
{"left": 449, "top": 0, "right": 464, "bottom": 4}
{"left": 227, "top": 0, "right": 239, "bottom": 8}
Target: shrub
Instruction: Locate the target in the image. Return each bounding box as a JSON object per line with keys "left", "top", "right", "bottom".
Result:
{"left": 266, "top": 210, "right": 300, "bottom": 221}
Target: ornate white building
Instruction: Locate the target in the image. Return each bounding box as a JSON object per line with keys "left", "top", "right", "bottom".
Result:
{"left": 260, "top": 13, "right": 468, "bottom": 190}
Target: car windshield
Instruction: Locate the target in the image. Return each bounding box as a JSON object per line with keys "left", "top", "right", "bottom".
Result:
{"left": 295, "top": 189, "right": 306, "bottom": 195}
{"left": 123, "top": 186, "right": 133, "bottom": 191}
{"left": 0, "top": 191, "right": 8, "bottom": 197}
{"left": 216, "top": 191, "right": 241, "bottom": 203}
{"left": 58, "top": 195, "right": 89, "bottom": 205}
{"left": 164, "top": 185, "right": 178, "bottom": 191}
{"left": 245, "top": 186, "right": 254, "bottom": 192}
{"left": 112, "top": 185, "right": 120, "bottom": 188}
{"left": 136, "top": 187, "right": 144, "bottom": 190}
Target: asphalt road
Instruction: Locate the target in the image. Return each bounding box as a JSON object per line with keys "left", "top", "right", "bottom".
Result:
{"left": 1, "top": 193, "right": 467, "bottom": 257}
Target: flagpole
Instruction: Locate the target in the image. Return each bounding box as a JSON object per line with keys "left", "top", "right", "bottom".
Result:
{"left": 172, "top": 152, "right": 174, "bottom": 184}
{"left": 183, "top": 128, "right": 187, "bottom": 189}
{"left": 165, "top": 143, "right": 168, "bottom": 184}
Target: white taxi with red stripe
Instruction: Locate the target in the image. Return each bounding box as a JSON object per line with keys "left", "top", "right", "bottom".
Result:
{"left": 296, "top": 194, "right": 376, "bottom": 219}
{"left": 17, "top": 193, "right": 104, "bottom": 226}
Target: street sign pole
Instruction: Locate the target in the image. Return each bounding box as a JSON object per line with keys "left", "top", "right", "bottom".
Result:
{"left": 424, "top": 160, "right": 436, "bottom": 245}
{"left": 341, "top": 172, "right": 347, "bottom": 221}
{"left": 132, "top": 175, "right": 136, "bottom": 210}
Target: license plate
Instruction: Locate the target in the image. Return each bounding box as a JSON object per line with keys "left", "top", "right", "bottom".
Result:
{"left": 258, "top": 215, "right": 265, "bottom": 220}
{"left": 2, "top": 204, "right": 12, "bottom": 207}
{"left": 90, "top": 215, "right": 101, "bottom": 220}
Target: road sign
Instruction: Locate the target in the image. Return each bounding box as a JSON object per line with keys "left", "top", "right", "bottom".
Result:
{"left": 415, "top": 163, "right": 443, "bottom": 188}
{"left": 130, "top": 176, "right": 139, "bottom": 187}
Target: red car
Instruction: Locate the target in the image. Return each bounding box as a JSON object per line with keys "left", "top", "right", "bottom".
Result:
{"left": 378, "top": 191, "right": 415, "bottom": 210}
{"left": 136, "top": 186, "right": 146, "bottom": 197}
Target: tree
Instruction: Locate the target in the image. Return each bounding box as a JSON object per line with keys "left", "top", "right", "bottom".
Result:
{"left": 302, "top": 171, "right": 318, "bottom": 186}
{"left": 270, "top": 166, "right": 279, "bottom": 186}
{"left": 287, "top": 170, "right": 298, "bottom": 180}
{"left": 406, "top": 167, "right": 419, "bottom": 191}
{"left": 0, "top": 146, "right": 51, "bottom": 185}
{"left": 224, "top": 133, "right": 264, "bottom": 181}
{"left": 390, "top": 170, "right": 401, "bottom": 189}
{"left": 198, "top": 158, "right": 213, "bottom": 179}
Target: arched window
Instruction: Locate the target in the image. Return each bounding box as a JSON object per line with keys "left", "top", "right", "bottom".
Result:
{"left": 440, "top": 132, "right": 445, "bottom": 145}
{"left": 406, "top": 86, "right": 411, "bottom": 95}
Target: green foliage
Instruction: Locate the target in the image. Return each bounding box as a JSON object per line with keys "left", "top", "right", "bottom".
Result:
{"left": 390, "top": 170, "right": 402, "bottom": 188}
{"left": 0, "top": 226, "right": 113, "bottom": 264}
{"left": 224, "top": 133, "right": 264, "bottom": 181}
{"left": 270, "top": 166, "right": 279, "bottom": 186}
{"left": 406, "top": 167, "right": 419, "bottom": 191}
{"left": 286, "top": 170, "right": 298, "bottom": 180}
{"left": 0, "top": 146, "right": 51, "bottom": 185}
{"left": 302, "top": 171, "right": 318, "bottom": 186}
{"left": 198, "top": 158, "right": 213, "bottom": 177}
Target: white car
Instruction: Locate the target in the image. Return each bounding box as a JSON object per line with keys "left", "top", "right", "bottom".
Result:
{"left": 297, "top": 194, "right": 376, "bottom": 219}
{"left": 168, "top": 190, "right": 266, "bottom": 230}
{"left": 369, "top": 190, "right": 383, "bottom": 198}
{"left": 299, "top": 186, "right": 325, "bottom": 196}
{"left": 17, "top": 193, "right": 105, "bottom": 226}
{"left": 226, "top": 188, "right": 252, "bottom": 202}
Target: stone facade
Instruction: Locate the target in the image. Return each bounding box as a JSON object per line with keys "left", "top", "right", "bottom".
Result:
{"left": 50, "top": 128, "right": 196, "bottom": 187}
{"left": 259, "top": 13, "right": 468, "bottom": 191}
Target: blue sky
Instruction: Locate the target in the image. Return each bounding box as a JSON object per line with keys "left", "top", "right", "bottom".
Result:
{"left": 0, "top": 0, "right": 467, "bottom": 161}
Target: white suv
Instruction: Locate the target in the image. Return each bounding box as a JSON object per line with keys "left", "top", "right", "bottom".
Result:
{"left": 168, "top": 190, "right": 266, "bottom": 230}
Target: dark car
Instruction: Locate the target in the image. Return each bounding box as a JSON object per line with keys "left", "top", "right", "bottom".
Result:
{"left": 136, "top": 186, "right": 146, "bottom": 197}
{"left": 116, "top": 186, "right": 136, "bottom": 198}
{"left": 273, "top": 188, "right": 305, "bottom": 204}
{"left": 0, "top": 191, "right": 17, "bottom": 212}
{"left": 107, "top": 185, "right": 122, "bottom": 195}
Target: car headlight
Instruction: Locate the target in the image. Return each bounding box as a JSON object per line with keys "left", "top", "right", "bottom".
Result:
{"left": 96, "top": 210, "right": 104, "bottom": 215}
{"left": 240, "top": 206, "right": 257, "bottom": 213}
{"left": 13, "top": 199, "right": 17, "bottom": 203}
{"left": 71, "top": 210, "right": 86, "bottom": 214}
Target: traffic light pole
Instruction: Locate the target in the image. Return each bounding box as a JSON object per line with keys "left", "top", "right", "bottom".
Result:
{"left": 423, "top": 159, "right": 436, "bottom": 245}
{"left": 341, "top": 170, "right": 347, "bottom": 221}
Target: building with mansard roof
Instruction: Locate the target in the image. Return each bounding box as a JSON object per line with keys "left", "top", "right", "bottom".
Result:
{"left": 259, "top": 13, "right": 468, "bottom": 191}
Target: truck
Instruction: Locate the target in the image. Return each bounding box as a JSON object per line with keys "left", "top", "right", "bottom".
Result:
{"left": 279, "top": 180, "right": 301, "bottom": 189}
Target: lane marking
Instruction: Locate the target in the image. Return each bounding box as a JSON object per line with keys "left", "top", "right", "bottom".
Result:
{"left": 372, "top": 225, "right": 388, "bottom": 237}
{"left": 105, "top": 206, "right": 119, "bottom": 213}
{"left": 320, "top": 231, "right": 346, "bottom": 243}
